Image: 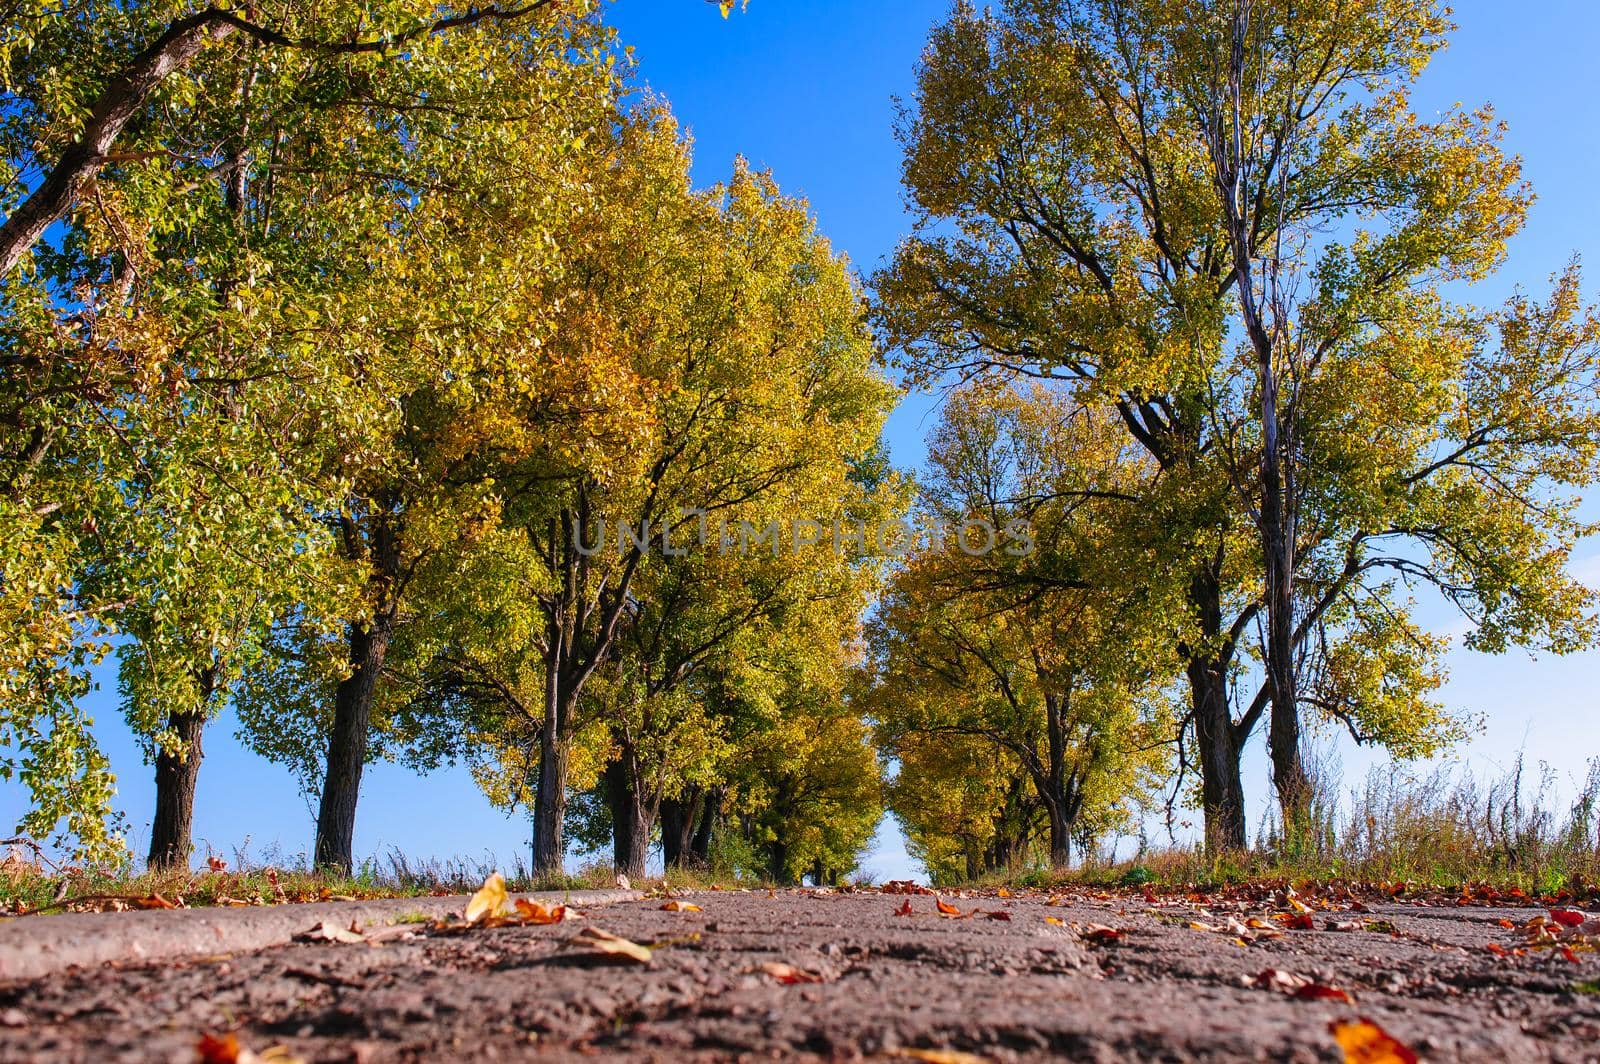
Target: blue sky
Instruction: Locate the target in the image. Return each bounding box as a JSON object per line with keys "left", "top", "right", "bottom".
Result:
{"left": 5, "top": 0, "right": 1598, "bottom": 879}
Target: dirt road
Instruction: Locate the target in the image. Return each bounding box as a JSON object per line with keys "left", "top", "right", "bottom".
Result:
{"left": 1, "top": 886, "right": 1596, "bottom": 1062}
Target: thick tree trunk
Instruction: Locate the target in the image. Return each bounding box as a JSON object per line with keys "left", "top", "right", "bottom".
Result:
{"left": 604, "top": 755, "right": 655, "bottom": 880}
{"left": 661, "top": 789, "right": 703, "bottom": 869}
{"left": 768, "top": 839, "right": 790, "bottom": 886}
{"left": 147, "top": 700, "right": 210, "bottom": 871}
{"left": 314, "top": 619, "right": 390, "bottom": 872}
{"left": 1043, "top": 800, "right": 1072, "bottom": 870}
{"left": 1184, "top": 561, "right": 1256, "bottom": 853}
{"left": 531, "top": 674, "right": 575, "bottom": 879}
{"left": 1189, "top": 657, "right": 1248, "bottom": 852}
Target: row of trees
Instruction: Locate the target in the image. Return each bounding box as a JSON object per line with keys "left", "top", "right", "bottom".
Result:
{"left": 869, "top": 0, "right": 1600, "bottom": 872}
{"left": 5, "top": 0, "right": 1599, "bottom": 885}
{"left": 1, "top": 1, "right": 890, "bottom": 882}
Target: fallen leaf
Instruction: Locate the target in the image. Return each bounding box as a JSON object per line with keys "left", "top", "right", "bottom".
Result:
{"left": 982, "top": 910, "right": 1012, "bottom": 921}
{"left": 1329, "top": 1017, "right": 1419, "bottom": 1064}
{"left": 1081, "top": 924, "right": 1124, "bottom": 944}
{"left": 1277, "top": 912, "right": 1315, "bottom": 930}
{"left": 895, "top": 899, "right": 915, "bottom": 917}
{"left": 197, "top": 1034, "right": 242, "bottom": 1064}
{"left": 1552, "top": 908, "right": 1588, "bottom": 928}
{"left": 132, "top": 894, "right": 177, "bottom": 910}
{"left": 935, "top": 898, "right": 963, "bottom": 917}
{"left": 568, "top": 926, "right": 652, "bottom": 964}
{"left": 660, "top": 901, "right": 702, "bottom": 913}
{"left": 206, "top": 856, "right": 228, "bottom": 873}
{"left": 756, "top": 961, "right": 824, "bottom": 984}
{"left": 196, "top": 1034, "right": 306, "bottom": 1064}
{"left": 296, "top": 920, "right": 365, "bottom": 945}
{"left": 1326, "top": 920, "right": 1365, "bottom": 933}
{"left": 513, "top": 898, "right": 569, "bottom": 925}
{"left": 1247, "top": 968, "right": 1311, "bottom": 993}
{"left": 1044, "top": 916, "right": 1065, "bottom": 926}
{"left": 1497, "top": 919, "right": 1516, "bottom": 930}
{"left": 465, "top": 873, "right": 509, "bottom": 924}
{"left": 894, "top": 1050, "right": 987, "bottom": 1064}
{"left": 1294, "top": 983, "right": 1356, "bottom": 1004}
{"left": 1560, "top": 946, "right": 1581, "bottom": 964}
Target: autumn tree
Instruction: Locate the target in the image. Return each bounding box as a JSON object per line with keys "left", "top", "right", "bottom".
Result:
{"left": 223, "top": 11, "right": 622, "bottom": 872}
{"left": 886, "top": 730, "right": 1042, "bottom": 885}
{"left": 875, "top": 0, "right": 1600, "bottom": 848}
{"left": 868, "top": 384, "right": 1174, "bottom": 870}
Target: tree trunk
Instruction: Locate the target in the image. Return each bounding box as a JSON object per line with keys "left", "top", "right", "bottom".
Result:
{"left": 768, "top": 839, "right": 790, "bottom": 885}
{"left": 531, "top": 672, "right": 575, "bottom": 879}
{"left": 689, "top": 787, "right": 719, "bottom": 864}
{"left": 314, "top": 619, "right": 390, "bottom": 872}
{"left": 1037, "top": 690, "right": 1075, "bottom": 870}
{"left": 1262, "top": 460, "right": 1311, "bottom": 840}
{"left": 1189, "top": 657, "right": 1248, "bottom": 852}
{"left": 661, "top": 789, "right": 703, "bottom": 869}
{"left": 604, "top": 754, "right": 655, "bottom": 880}
{"left": 147, "top": 699, "right": 210, "bottom": 871}
{"left": 1043, "top": 799, "right": 1072, "bottom": 870}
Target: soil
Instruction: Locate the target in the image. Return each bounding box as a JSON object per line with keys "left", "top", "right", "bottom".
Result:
{"left": 0, "top": 887, "right": 1597, "bottom": 1062}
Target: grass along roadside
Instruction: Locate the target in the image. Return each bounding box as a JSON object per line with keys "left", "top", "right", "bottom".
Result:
{"left": 0, "top": 842, "right": 771, "bottom": 916}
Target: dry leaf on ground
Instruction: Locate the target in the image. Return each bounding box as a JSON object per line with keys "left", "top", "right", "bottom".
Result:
{"left": 894, "top": 1049, "right": 988, "bottom": 1064}
{"left": 1329, "top": 1017, "right": 1419, "bottom": 1064}
{"left": 296, "top": 920, "right": 365, "bottom": 945}
{"left": 196, "top": 1033, "right": 306, "bottom": 1064}
{"left": 756, "top": 961, "right": 825, "bottom": 984}
{"left": 661, "top": 900, "right": 702, "bottom": 912}
{"left": 465, "top": 873, "right": 509, "bottom": 924}
{"left": 513, "top": 898, "right": 570, "bottom": 925}
{"left": 567, "top": 926, "right": 653, "bottom": 964}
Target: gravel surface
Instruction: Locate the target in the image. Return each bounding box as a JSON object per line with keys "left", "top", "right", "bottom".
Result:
{"left": 0, "top": 887, "right": 1597, "bottom": 1062}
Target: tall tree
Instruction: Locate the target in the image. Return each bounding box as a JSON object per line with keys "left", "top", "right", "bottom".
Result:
{"left": 225, "top": 9, "right": 620, "bottom": 872}
{"left": 874, "top": 0, "right": 1600, "bottom": 848}
{"left": 487, "top": 120, "right": 892, "bottom": 877}
{"left": 869, "top": 384, "right": 1174, "bottom": 870}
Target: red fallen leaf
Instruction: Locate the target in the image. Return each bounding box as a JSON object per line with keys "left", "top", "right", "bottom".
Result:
{"left": 1277, "top": 912, "right": 1315, "bottom": 930}
{"left": 206, "top": 855, "right": 227, "bottom": 873}
{"left": 1294, "top": 983, "right": 1355, "bottom": 1004}
{"left": 1551, "top": 908, "right": 1588, "bottom": 928}
{"left": 1082, "top": 925, "right": 1124, "bottom": 944}
{"left": 1560, "top": 946, "right": 1581, "bottom": 964}
{"left": 1486, "top": 943, "right": 1508, "bottom": 957}
{"left": 1247, "top": 968, "right": 1311, "bottom": 993}
{"left": 935, "top": 898, "right": 964, "bottom": 917}
{"left": 197, "top": 1034, "right": 242, "bottom": 1064}
{"left": 1329, "top": 1017, "right": 1419, "bottom": 1064}
{"left": 756, "top": 961, "right": 824, "bottom": 985}
{"left": 982, "top": 910, "right": 1012, "bottom": 921}
{"left": 894, "top": 899, "right": 914, "bottom": 917}
{"left": 1496, "top": 919, "right": 1515, "bottom": 929}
